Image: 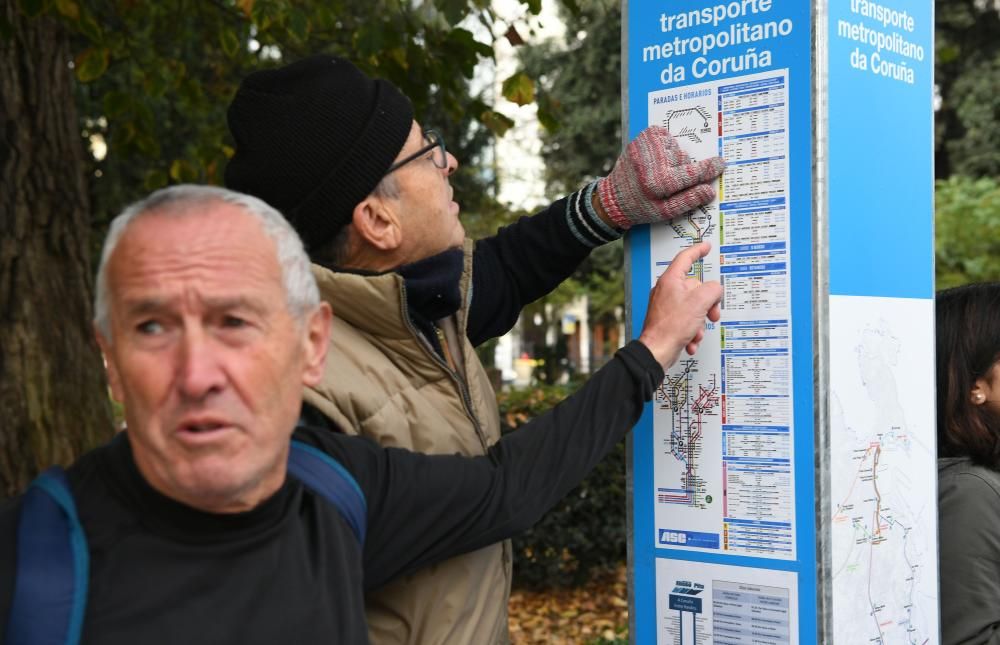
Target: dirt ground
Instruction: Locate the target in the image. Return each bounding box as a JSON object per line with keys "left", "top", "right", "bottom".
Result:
{"left": 508, "top": 565, "right": 629, "bottom": 644}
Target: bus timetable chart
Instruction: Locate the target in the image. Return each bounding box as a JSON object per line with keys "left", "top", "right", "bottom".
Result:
{"left": 650, "top": 71, "right": 795, "bottom": 560}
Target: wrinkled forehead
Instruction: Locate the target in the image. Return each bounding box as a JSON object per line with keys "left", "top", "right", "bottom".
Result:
{"left": 107, "top": 204, "right": 284, "bottom": 308}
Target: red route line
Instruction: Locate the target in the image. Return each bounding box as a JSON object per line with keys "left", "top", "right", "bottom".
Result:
{"left": 688, "top": 383, "right": 718, "bottom": 445}
{"left": 871, "top": 445, "right": 883, "bottom": 538}
{"left": 833, "top": 441, "right": 881, "bottom": 519}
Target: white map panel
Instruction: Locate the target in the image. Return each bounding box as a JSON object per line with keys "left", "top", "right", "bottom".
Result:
{"left": 829, "top": 295, "right": 939, "bottom": 644}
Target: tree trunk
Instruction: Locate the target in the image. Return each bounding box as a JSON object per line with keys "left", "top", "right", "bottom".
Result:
{"left": 0, "top": 5, "right": 113, "bottom": 498}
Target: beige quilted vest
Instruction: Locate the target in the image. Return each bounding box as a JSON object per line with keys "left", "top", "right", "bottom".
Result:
{"left": 304, "top": 241, "right": 511, "bottom": 645}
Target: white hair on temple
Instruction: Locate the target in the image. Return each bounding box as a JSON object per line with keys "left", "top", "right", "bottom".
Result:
{"left": 93, "top": 184, "right": 319, "bottom": 340}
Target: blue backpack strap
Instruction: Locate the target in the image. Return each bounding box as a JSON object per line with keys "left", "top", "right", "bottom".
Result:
{"left": 7, "top": 467, "right": 89, "bottom": 645}
{"left": 288, "top": 440, "right": 367, "bottom": 543}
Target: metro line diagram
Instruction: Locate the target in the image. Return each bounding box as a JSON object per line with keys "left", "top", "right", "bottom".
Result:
{"left": 668, "top": 204, "right": 714, "bottom": 246}
{"left": 661, "top": 106, "right": 712, "bottom": 145}
{"left": 653, "top": 217, "right": 713, "bottom": 297}
{"left": 656, "top": 357, "right": 720, "bottom": 508}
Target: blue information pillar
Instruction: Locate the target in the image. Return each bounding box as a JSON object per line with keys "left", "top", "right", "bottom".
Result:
{"left": 623, "top": 2, "right": 937, "bottom": 643}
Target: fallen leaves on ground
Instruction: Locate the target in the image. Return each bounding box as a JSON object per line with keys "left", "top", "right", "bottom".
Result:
{"left": 508, "top": 564, "right": 628, "bottom": 644}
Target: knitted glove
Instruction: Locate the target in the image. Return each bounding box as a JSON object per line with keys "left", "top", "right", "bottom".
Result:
{"left": 596, "top": 126, "right": 726, "bottom": 229}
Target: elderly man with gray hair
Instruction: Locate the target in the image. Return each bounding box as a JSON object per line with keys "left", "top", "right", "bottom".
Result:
{"left": 0, "top": 184, "right": 721, "bottom": 645}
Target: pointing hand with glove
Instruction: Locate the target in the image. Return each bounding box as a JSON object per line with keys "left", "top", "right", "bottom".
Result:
{"left": 593, "top": 126, "right": 726, "bottom": 230}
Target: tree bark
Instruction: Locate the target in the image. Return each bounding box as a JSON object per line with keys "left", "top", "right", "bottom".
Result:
{"left": 0, "top": 5, "right": 113, "bottom": 498}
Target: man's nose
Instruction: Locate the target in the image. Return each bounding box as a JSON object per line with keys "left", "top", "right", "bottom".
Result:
{"left": 177, "top": 330, "right": 225, "bottom": 401}
{"left": 445, "top": 151, "right": 459, "bottom": 176}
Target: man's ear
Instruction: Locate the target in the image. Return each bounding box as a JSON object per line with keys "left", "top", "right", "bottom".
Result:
{"left": 351, "top": 197, "right": 403, "bottom": 252}
{"left": 95, "top": 328, "right": 125, "bottom": 403}
{"left": 302, "top": 302, "right": 333, "bottom": 387}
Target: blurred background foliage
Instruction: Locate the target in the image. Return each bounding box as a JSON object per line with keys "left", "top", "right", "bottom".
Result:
{"left": 935, "top": 176, "right": 1000, "bottom": 289}
{"left": 932, "top": 0, "right": 1000, "bottom": 287}
{"left": 46, "top": 0, "right": 539, "bottom": 257}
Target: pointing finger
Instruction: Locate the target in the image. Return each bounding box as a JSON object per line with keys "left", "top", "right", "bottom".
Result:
{"left": 664, "top": 242, "right": 711, "bottom": 279}
{"left": 706, "top": 301, "right": 722, "bottom": 323}
{"left": 695, "top": 280, "right": 724, "bottom": 313}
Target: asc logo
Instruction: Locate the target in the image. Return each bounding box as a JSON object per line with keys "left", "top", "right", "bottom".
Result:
{"left": 659, "top": 529, "right": 688, "bottom": 545}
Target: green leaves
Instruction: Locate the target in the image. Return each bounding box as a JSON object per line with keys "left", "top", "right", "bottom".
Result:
{"left": 933, "top": 0, "right": 1000, "bottom": 178}
{"left": 101, "top": 90, "right": 130, "bottom": 117}
{"left": 169, "top": 159, "right": 199, "bottom": 183}
{"left": 75, "top": 47, "right": 109, "bottom": 82}
{"left": 235, "top": 0, "right": 255, "bottom": 19}
{"left": 536, "top": 94, "right": 561, "bottom": 131}
{"left": 48, "top": 0, "right": 537, "bottom": 248}
{"left": 353, "top": 25, "right": 386, "bottom": 56}
{"left": 287, "top": 9, "right": 310, "bottom": 42}
{"left": 480, "top": 110, "right": 515, "bottom": 136}
{"left": 219, "top": 29, "right": 241, "bottom": 57}
{"left": 936, "top": 43, "right": 960, "bottom": 65}
{"left": 437, "top": 28, "right": 491, "bottom": 81}
{"left": 54, "top": 0, "right": 80, "bottom": 21}
{"left": 935, "top": 176, "right": 1000, "bottom": 289}
{"left": 143, "top": 169, "right": 169, "bottom": 191}
{"left": 517, "top": 0, "right": 622, "bottom": 195}
{"left": 75, "top": 11, "right": 102, "bottom": 42}
{"left": 945, "top": 56, "right": 1000, "bottom": 177}
{"left": 520, "top": 0, "right": 542, "bottom": 16}
{"left": 435, "top": 0, "right": 469, "bottom": 26}
{"left": 18, "top": 0, "right": 46, "bottom": 18}
{"left": 502, "top": 71, "right": 535, "bottom": 106}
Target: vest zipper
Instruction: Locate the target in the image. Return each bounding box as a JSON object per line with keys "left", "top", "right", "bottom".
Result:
{"left": 436, "top": 327, "right": 458, "bottom": 373}
{"left": 398, "top": 284, "right": 490, "bottom": 453}
{"left": 401, "top": 281, "right": 513, "bottom": 597}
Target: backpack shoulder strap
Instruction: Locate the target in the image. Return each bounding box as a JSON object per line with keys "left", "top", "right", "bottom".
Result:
{"left": 288, "top": 440, "right": 367, "bottom": 543}
{"left": 7, "top": 467, "right": 89, "bottom": 645}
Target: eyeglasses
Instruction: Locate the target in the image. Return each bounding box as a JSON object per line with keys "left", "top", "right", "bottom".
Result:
{"left": 384, "top": 129, "right": 447, "bottom": 176}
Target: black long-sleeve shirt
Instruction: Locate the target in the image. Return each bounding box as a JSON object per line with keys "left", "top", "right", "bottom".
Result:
{"left": 468, "top": 188, "right": 619, "bottom": 345}
{"left": 0, "top": 341, "right": 659, "bottom": 645}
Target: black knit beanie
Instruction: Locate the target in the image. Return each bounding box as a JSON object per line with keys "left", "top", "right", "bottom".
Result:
{"left": 224, "top": 55, "right": 414, "bottom": 251}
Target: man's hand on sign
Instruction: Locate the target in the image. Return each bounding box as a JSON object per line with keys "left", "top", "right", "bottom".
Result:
{"left": 638, "top": 241, "right": 722, "bottom": 369}
{"left": 593, "top": 126, "right": 725, "bottom": 230}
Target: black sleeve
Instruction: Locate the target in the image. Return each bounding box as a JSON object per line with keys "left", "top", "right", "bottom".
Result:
{"left": 303, "top": 340, "right": 661, "bottom": 592}
{"left": 467, "top": 187, "right": 621, "bottom": 345}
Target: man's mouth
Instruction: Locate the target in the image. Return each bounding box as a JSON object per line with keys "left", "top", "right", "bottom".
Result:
{"left": 177, "top": 417, "right": 233, "bottom": 437}
{"left": 183, "top": 422, "right": 226, "bottom": 433}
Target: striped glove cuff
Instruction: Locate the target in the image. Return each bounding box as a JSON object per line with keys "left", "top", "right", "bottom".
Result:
{"left": 564, "top": 180, "right": 623, "bottom": 248}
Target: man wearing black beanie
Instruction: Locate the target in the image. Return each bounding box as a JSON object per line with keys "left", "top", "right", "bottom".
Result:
{"left": 225, "top": 54, "right": 724, "bottom": 645}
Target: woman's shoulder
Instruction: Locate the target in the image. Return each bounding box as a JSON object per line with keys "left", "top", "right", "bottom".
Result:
{"left": 939, "top": 457, "right": 1000, "bottom": 500}
{"left": 940, "top": 456, "right": 997, "bottom": 476}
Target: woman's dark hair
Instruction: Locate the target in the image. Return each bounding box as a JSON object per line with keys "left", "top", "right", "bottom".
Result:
{"left": 936, "top": 282, "right": 1000, "bottom": 465}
